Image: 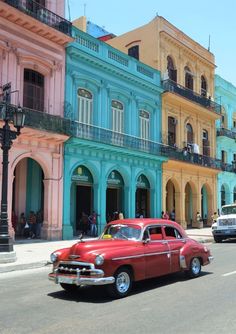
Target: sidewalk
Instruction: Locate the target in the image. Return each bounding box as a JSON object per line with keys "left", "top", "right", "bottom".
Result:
{"left": 0, "top": 227, "right": 213, "bottom": 274}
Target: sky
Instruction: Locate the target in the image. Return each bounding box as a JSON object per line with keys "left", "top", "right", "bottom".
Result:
{"left": 65, "top": 0, "right": 236, "bottom": 87}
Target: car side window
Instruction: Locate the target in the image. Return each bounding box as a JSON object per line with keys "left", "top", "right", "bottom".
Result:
{"left": 164, "top": 226, "right": 182, "bottom": 239}
{"left": 148, "top": 226, "right": 163, "bottom": 241}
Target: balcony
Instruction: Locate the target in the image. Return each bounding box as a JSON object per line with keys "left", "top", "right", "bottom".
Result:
{"left": 0, "top": 0, "right": 72, "bottom": 45}
{"left": 217, "top": 128, "right": 236, "bottom": 140}
{"left": 71, "top": 122, "right": 223, "bottom": 170}
{"left": 162, "top": 79, "right": 221, "bottom": 114}
{"left": 0, "top": 102, "right": 70, "bottom": 135}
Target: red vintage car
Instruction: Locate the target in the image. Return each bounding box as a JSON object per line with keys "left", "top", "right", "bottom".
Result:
{"left": 48, "top": 219, "right": 213, "bottom": 298}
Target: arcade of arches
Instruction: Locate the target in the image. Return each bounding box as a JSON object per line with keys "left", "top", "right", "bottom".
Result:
{"left": 67, "top": 165, "right": 153, "bottom": 237}
{"left": 162, "top": 163, "right": 218, "bottom": 228}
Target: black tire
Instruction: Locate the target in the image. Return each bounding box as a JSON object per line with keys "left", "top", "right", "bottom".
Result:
{"left": 107, "top": 267, "right": 133, "bottom": 298}
{"left": 60, "top": 283, "right": 80, "bottom": 293}
{"left": 186, "top": 257, "right": 201, "bottom": 278}
{"left": 214, "top": 236, "right": 223, "bottom": 243}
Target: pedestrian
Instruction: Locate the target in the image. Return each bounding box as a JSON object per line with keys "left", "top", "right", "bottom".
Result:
{"left": 211, "top": 211, "right": 218, "bottom": 224}
{"left": 89, "top": 211, "right": 99, "bottom": 237}
{"left": 163, "top": 211, "right": 169, "bottom": 219}
{"left": 28, "top": 211, "right": 36, "bottom": 239}
{"left": 36, "top": 209, "right": 43, "bottom": 239}
{"left": 170, "top": 209, "right": 175, "bottom": 221}
{"left": 196, "top": 211, "right": 203, "bottom": 228}
{"left": 161, "top": 211, "right": 165, "bottom": 219}
{"left": 18, "top": 212, "right": 26, "bottom": 237}
{"left": 118, "top": 212, "right": 124, "bottom": 219}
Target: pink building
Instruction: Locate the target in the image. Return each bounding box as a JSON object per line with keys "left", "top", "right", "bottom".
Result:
{"left": 0, "top": 0, "right": 73, "bottom": 240}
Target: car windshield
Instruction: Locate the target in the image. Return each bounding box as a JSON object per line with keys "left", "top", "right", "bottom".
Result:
{"left": 101, "top": 224, "right": 141, "bottom": 241}
{"left": 221, "top": 205, "right": 236, "bottom": 215}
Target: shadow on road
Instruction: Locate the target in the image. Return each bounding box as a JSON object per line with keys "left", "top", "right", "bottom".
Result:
{"left": 47, "top": 270, "right": 213, "bottom": 303}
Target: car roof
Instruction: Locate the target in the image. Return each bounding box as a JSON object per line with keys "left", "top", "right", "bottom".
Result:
{"left": 107, "top": 218, "right": 187, "bottom": 236}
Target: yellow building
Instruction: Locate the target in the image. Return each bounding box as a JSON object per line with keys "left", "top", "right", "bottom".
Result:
{"left": 107, "top": 16, "right": 221, "bottom": 228}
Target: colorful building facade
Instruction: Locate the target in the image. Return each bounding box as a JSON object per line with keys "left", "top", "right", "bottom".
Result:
{"left": 0, "top": 0, "right": 72, "bottom": 240}
{"left": 63, "top": 26, "right": 165, "bottom": 239}
{"left": 215, "top": 75, "right": 236, "bottom": 208}
{"left": 107, "top": 16, "right": 221, "bottom": 228}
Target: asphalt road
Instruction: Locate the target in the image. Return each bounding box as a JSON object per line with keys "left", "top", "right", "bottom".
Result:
{"left": 0, "top": 242, "right": 236, "bottom": 334}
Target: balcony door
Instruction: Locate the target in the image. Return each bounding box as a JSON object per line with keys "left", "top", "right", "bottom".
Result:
{"left": 23, "top": 69, "right": 44, "bottom": 111}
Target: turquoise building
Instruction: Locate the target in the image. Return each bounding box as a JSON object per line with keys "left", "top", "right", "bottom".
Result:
{"left": 215, "top": 75, "right": 236, "bottom": 208}
{"left": 63, "top": 27, "right": 165, "bottom": 239}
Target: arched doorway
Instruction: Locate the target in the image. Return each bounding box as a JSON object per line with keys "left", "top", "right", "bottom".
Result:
{"left": 201, "top": 185, "right": 209, "bottom": 225}
{"left": 12, "top": 158, "right": 44, "bottom": 238}
{"left": 106, "top": 170, "right": 124, "bottom": 221}
{"left": 71, "top": 165, "right": 93, "bottom": 235}
{"left": 185, "top": 183, "right": 193, "bottom": 227}
{"left": 135, "top": 174, "right": 150, "bottom": 218}
{"left": 166, "top": 179, "right": 175, "bottom": 216}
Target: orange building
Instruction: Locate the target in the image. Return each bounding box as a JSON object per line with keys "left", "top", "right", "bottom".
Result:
{"left": 107, "top": 16, "right": 221, "bottom": 228}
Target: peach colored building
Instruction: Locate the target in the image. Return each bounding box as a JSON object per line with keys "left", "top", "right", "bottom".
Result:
{"left": 0, "top": 0, "right": 72, "bottom": 240}
{"left": 107, "top": 16, "right": 221, "bottom": 228}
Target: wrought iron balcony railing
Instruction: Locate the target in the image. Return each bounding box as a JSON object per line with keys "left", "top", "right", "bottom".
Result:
{"left": 71, "top": 121, "right": 223, "bottom": 170}
{"left": 217, "top": 128, "right": 236, "bottom": 140}
{"left": 162, "top": 79, "right": 221, "bottom": 114}
{"left": 0, "top": 102, "right": 70, "bottom": 135}
{"left": 4, "top": 0, "right": 72, "bottom": 36}
{"left": 0, "top": 102, "right": 228, "bottom": 171}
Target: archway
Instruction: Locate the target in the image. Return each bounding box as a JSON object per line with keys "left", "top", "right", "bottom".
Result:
{"left": 71, "top": 165, "right": 93, "bottom": 235}
{"left": 166, "top": 179, "right": 175, "bottom": 216}
{"left": 12, "top": 157, "right": 44, "bottom": 238}
{"left": 106, "top": 170, "right": 124, "bottom": 221}
{"left": 135, "top": 174, "right": 150, "bottom": 218}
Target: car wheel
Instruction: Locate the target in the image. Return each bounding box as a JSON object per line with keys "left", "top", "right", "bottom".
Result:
{"left": 60, "top": 283, "right": 80, "bottom": 293}
{"left": 107, "top": 267, "right": 133, "bottom": 298}
{"left": 187, "top": 257, "right": 201, "bottom": 278}
{"left": 214, "top": 236, "right": 222, "bottom": 243}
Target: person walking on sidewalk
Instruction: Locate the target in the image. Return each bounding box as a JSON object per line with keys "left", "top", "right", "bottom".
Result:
{"left": 89, "top": 211, "right": 99, "bottom": 237}
{"left": 28, "top": 211, "right": 37, "bottom": 239}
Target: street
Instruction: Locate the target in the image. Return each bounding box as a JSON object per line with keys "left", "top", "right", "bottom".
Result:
{"left": 0, "top": 242, "right": 235, "bottom": 334}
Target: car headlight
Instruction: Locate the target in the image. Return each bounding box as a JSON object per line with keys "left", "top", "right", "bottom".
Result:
{"left": 95, "top": 254, "right": 104, "bottom": 266}
{"left": 50, "top": 253, "right": 58, "bottom": 263}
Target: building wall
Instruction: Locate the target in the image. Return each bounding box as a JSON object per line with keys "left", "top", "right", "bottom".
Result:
{"left": 63, "top": 27, "right": 165, "bottom": 239}
{"left": 107, "top": 15, "right": 220, "bottom": 227}
{"left": 0, "top": 1, "right": 71, "bottom": 240}
{"left": 215, "top": 75, "right": 236, "bottom": 208}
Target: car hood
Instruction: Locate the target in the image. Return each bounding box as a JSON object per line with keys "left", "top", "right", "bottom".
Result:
{"left": 69, "top": 239, "right": 138, "bottom": 256}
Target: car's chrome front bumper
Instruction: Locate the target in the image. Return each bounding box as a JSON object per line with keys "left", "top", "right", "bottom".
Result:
{"left": 48, "top": 271, "right": 115, "bottom": 286}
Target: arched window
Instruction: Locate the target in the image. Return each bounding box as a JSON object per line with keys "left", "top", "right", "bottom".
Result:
{"left": 139, "top": 110, "right": 150, "bottom": 140}
{"left": 77, "top": 88, "right": 93, "bottom": 124}
{"left": 186, "top": 123, "right": 193, "bottom": 144}
{"left": 23, "top": 69, "right": 44, "bottom": 111}
{"left": 185, "top": 66, "right": 193, "bottom": 90}
{"left": 167, "top": 56, "right": 177, "bottom": 82}
{"left": 201, "top": 75, "right": 207, "bottom": 97}
{"left": 221, "top": 185, "right": 226, "bottom": 207}
{"left": 168, "top": 116, "right": 177, "bottom": 146}
{"left": 112, "top": 100, "right": 124, "bottom": 133}
{"left": 128, "top": 45, "right": 139, "bottom": 60}
{"left": 202, "top": 129, "right": 210, "bottom": 156}
{"left": 221, "top": 150, "right": 227, "bottom": 163}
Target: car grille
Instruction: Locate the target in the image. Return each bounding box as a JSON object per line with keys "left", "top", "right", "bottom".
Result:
{"left": 57, "top": 261, "right": 93, "bottom": 276}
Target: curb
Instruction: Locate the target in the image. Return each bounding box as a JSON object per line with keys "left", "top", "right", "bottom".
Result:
{"left": 0, "top": 260, "right": 50, "bottom": 274}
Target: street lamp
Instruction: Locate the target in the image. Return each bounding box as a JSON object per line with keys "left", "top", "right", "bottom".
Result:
{"left": 0, "top": 103, "right": 25, "bottom": 263}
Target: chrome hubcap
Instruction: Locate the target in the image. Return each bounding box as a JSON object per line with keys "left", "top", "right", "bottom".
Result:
{"left": 192, "top": 258, "right": 200, "bottom": 275}
{"left": 116, "top": 272, "right": 130, "bottom": 293}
